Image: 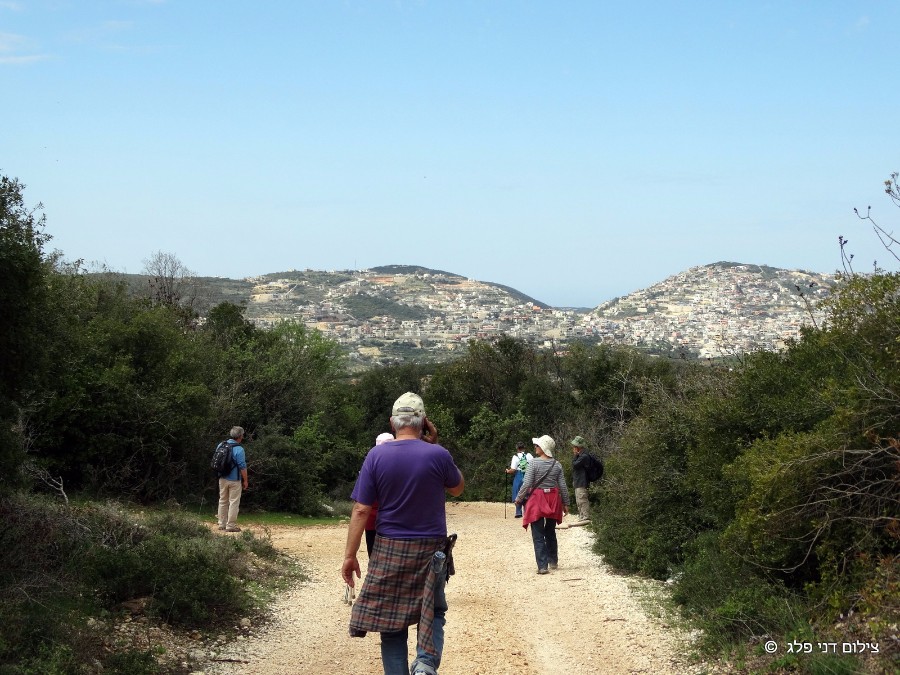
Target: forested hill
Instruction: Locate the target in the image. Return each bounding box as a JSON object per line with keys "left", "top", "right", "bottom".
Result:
{"left": 109, "top": 264, "right": 549, "bottom": 315}
{"left": 130, "top": 260, "right": 835, "bottom": 321}
{"left": 108, "top": 260, "right": 835, "bottom": 366}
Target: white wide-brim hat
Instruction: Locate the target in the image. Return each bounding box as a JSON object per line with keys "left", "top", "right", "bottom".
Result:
{"left": 531, "top": 435, "right": 556, "bottom": 457}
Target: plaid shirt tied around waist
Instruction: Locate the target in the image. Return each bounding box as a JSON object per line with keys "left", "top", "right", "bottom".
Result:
{"left": 349, "top": 535, "right": 450, "bottom": 659}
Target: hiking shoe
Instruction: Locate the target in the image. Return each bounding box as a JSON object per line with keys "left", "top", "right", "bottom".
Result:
{"left": 514, "top": 514, "right": 523, "bottom": 518}
{"left": 225, "top": 526, "right": 242, "bottom": 532}
{"left": 549, "top": 562, "right": 558, "bottom": 570}
{"left": 537, "top": 568, "right": 549, "bottom": 575}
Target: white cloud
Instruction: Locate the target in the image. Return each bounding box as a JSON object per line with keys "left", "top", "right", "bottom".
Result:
{"left": 0, "top": 31, "right": 25, "bottom": 53}
{"left": 0, "top": 53, "right": 49, "bottom": 64}
{"left": 0, "top": 31, "right": 49, "bottom": 65}
{"left": 0, "top": 1, "right": 23, "bottom": 11}
{"left": 66, "top": 20, "right": 135, "bottom": 44}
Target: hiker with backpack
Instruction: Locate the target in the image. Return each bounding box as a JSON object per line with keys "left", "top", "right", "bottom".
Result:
{"left": 504, "top": 441, "right": 533, "bottom": 518}
{"left": 215, "top": 426, "right": 249, "bottom": 533}
{"left": 570, "top": 435, "right": 602, "bottom": 523}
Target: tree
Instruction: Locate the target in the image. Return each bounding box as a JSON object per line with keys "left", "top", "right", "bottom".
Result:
{"left": 142, "top": 250, "right": 206, "bottom": 317}
{"left": 0, "top": 175, "right": 51, "bottom": 430}
{"left": 27, "top": 295, "right": 217, "bottom": 500}
{"left": 204, "top": 302, "right": 256, "bottom": 349}
{"left": 847, "top": 171, "right": 900, "bottom": 271}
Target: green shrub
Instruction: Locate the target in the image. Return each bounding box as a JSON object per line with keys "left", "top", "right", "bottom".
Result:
{"left": 329, "top": 499, "right": 354, "bottom": 518}
{"left": 595, "top": 390, "right": 703, "bottom": 578}
{"left": 803, "top": 654, "right": 864, "bottom": 675}
{"left": 82, "top": 513, "right": 244, "bottom": 624}
{"left": 0, "top": 605, "right": 81, "bottom": 674}
{"left": 247, "top": 432, "right": 327, "bottom": 515}
{"left": 857, "top": 555, "right": 900, "bottom": 645}
{"left": 146, "top": 510, "right": 212, "bottom": 538}
{"left": 104, "top": 650, "right": 161, "bottom": 675}
{"left": 672, "top": 531, "right": 803, "bottom": 645}
{"left": 0, "top": 494, "right": 286, "bottom": 672}
{"left": 0, "top": 496, "right": 78, "bottom": 589}
{"left": 16, "top": 643, "right": 81, "bottom": 675}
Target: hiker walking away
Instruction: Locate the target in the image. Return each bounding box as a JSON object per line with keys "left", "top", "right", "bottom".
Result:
{"left": 342, "top": 392, "right": 465, "bottom": 675}
{"left": 570, "top": 435, "right": 591, "bottom": 523}
{"left": 364, "top": 432, "right": 395, "bottom": 557}
{"left": 515, "top": 435, "right": 569, "bottom": 574}
{"left": 504, "top": 441, "right": 533, "bottom": 518}
{"left": 217, "top": 426, "right": 248, "bottom": 533}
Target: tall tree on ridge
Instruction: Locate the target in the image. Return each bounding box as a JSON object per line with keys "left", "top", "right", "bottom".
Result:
{"left": 0, "top": 174, "right": 51, "bottom": 427}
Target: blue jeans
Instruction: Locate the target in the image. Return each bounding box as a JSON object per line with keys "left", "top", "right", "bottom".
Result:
{"left": 511, "top": 472, "right": 524, "bottom": 517}
{"left": 380, "top": 572, "right": 448, "bottom": 675}
{"left": 530, "top": 517, "right": 558, "bottom": 571}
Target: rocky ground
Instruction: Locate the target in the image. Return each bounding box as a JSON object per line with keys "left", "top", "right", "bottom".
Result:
{"left": 194, "top": 501, "right": 705, "bottom": 675}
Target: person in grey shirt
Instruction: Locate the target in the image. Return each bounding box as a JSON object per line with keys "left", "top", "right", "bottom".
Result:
{"left": 515, "top": 435, "right": 569, "bottom": 574}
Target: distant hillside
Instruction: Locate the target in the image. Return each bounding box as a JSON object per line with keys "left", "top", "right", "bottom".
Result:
{"left": 480, "top": 281, "right": 550, "bottom": 309}
{"left": 371, "top": 265, "right": 550, "bottom": 308}
{"left": 341, "top": 294, "right": 436, "bottom": 321}
{"left": 591, "top": 261, "right": 835, "bottom": 358}
{"left": 596, "top": 261, "right": 834, "bottom": 317}
{"left": 94, "top": 261, "right": 837, "bottom": 366}
{"left": 371, "top": 264, "right": 465, "bottom": 278}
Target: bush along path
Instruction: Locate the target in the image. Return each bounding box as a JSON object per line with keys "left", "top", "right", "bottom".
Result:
{"left": 201, "top": 502, "right": 706, "bottom": 675}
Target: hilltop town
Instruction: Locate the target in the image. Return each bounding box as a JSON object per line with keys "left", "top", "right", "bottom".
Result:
{"left": 593, "top": 262, "right": 833, "bottom": 358}
{"left": 219, "top": 262, "right": 834, "bottom": 367}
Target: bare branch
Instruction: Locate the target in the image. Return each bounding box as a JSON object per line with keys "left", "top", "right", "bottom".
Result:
{"left": 23, "top": 462, "right": 69, "bottom": 506}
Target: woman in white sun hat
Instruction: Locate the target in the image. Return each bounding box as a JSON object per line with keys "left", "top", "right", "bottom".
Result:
{"left": 514, "top": 434, "right": 570, "bottom": 574}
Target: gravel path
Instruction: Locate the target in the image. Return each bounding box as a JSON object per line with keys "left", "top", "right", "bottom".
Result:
{"left": 204, "top": 502, "right": 700, "bottom": 675}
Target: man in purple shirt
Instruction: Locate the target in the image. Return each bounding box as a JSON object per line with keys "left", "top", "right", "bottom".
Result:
{"left": 342, "top": 392, "right": 464, "bottom": 675}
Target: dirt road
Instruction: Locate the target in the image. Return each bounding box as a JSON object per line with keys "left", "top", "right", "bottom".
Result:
{"left": 204, "top": 502, "right": 700, "bottom": 675}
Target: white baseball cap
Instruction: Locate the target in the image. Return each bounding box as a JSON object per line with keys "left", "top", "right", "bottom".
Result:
{"left": 392, "top": 392, "right": 425, "bottom": 417}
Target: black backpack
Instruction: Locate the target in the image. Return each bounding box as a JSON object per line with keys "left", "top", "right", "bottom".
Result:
{"left": 584, "top": 453, "right": 604, "bottom": 483}
{"left": 211, "top": 440, "right": 235, "bottom": 477}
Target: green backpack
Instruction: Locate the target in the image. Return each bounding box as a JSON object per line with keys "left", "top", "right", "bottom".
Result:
{"left": 516, "top": 452, "right": 529, "bottom": 472}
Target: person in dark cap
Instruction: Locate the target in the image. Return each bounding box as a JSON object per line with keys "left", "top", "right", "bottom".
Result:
{"left": 504, "top": 441, "right": 533, "bottom": 518}
{"left": 570, "top": 435, "right": 591, "bottom": 522}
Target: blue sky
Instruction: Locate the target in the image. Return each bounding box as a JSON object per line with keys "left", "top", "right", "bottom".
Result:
{"left": 2, "top": 1, "right": 898, "bottom": 307}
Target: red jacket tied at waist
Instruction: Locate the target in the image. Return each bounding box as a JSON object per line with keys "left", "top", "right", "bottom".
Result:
{"left": 522, "top": 486, "right": 563, "bottom": 529}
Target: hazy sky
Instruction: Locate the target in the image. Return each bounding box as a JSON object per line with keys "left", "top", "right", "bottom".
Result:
{"left": 3, "top": 1, "right": 898, "bottom": 307}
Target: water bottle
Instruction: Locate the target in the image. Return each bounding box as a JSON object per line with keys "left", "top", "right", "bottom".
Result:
{"left": 432, "top": 550, "right": 447, "bottom": 576}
